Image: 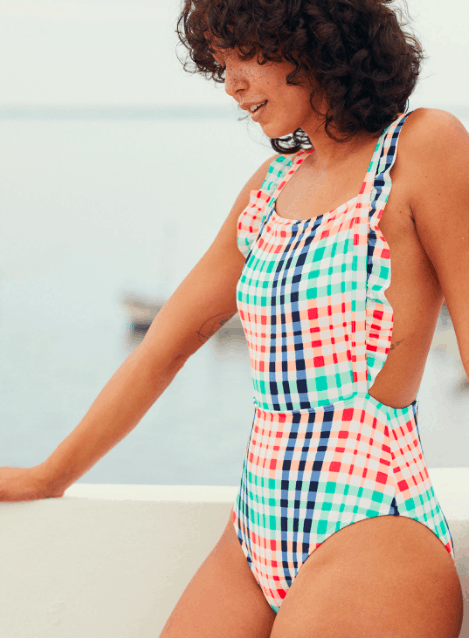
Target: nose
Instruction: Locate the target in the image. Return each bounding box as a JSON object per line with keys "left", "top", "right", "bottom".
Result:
{"left": 224, "top": 66, "right": 247, "bottom": 102}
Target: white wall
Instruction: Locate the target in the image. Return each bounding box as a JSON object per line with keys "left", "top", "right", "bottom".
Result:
{"left": 0, "top": 470, "right": 468, "bottom": 637}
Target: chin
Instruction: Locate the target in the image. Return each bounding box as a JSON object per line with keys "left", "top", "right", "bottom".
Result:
{"left": 265, "top": 123, "right": 302, "bottom": 139}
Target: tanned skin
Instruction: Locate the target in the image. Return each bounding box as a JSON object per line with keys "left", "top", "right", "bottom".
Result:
{"left": 0, "top": 44, "right": 467, "bottom": 638}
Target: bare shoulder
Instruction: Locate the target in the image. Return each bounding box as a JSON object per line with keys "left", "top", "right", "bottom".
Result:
{"left": 400, "top": 107, "right": 468, "bottom": 156}
{"left": 398, "top": 108, "right": 468, "bottom": 213}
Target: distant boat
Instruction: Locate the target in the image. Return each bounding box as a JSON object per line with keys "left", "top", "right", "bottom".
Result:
{"left": 121, "top": 293, "right": 247, "bottom": 348}
{"left": 122, "top": 293, "right": 165, "bottom": 334}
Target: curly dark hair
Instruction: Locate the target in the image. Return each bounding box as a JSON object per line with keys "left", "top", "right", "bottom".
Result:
{"left": 175, "top": 0, "right": 426, "bottom": 153}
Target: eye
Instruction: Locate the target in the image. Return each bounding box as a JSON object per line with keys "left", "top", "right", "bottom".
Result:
{"left": 211, "top": 52, "right": 225, "bottom": 69}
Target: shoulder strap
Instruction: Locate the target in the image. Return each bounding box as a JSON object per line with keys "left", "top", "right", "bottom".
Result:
{"left": 351, "top": 109, "right": 416, "bottom": 394}
{"left": 264, "top": 151, "right": 311, "bottom": 212}
{"left": 236, "top": 151, "right": 306, "bottom": 261}
{"left": 369, "top": 110, "right": 416, "bottom": 220}
{"left": 261, "top": 154, "right": 294, "bottom": 198}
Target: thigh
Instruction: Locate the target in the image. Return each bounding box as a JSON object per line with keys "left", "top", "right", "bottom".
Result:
{"left": 270, "top": 516, "right": 463, "bottom": 638}
{"left": 159, "top": 511, "right": 276, "bottom": 638}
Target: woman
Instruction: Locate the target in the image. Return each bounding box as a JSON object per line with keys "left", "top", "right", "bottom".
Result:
{"left": 0, "top": 0, "right": 467, "bottom": 636}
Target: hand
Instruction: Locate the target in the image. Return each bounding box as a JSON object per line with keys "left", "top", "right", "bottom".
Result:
{"left": 0, "top": 465, "right": 65, "bottom": 503}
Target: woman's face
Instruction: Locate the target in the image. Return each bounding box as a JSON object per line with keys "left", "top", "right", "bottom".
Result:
{"left": 211, "top": 46, "right": 326, "bottom": 139}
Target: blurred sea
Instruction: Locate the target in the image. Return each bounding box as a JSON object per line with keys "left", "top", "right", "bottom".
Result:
{"left": 0, "top": 105, "right": 468, "bottom": 485}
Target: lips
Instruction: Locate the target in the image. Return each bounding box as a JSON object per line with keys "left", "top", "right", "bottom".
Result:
{"left": 250, "top": 101, "right": 268, "bottom": 121}
{"left": 240, "top": 98, "right": 268, "bottom": 112}
{"left": 250, "top": 100, "right": 267, "bottom": 113}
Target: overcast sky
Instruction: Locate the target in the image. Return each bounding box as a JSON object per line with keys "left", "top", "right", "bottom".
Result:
{"left": 0, "top": 0, "right": 468, "bottom": 108}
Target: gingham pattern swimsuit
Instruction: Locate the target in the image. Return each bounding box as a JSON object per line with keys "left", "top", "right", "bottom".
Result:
{"left": 231, "top": 110, "right": 455, "bottom": 614}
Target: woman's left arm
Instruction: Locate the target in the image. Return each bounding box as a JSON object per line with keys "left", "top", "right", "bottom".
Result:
{"left": 406, "top": 108, "right": 469, "bottom": 376}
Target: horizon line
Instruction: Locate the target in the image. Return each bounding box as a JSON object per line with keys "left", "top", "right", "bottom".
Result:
{"left": 0, "top": 103, "right": 468, "bottom": 121}
{"left": 0, "top": 104, "right": 238, "bottom": 120}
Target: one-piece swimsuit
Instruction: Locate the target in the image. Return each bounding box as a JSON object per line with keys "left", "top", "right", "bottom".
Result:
{"left": 231, "top": 110, "right": 455, "bottom": 614}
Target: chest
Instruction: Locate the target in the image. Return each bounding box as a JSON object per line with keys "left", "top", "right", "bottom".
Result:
{"left": 276, "top": 150, "right": 411, "bottom": 231}
{"left": 239, "top": 147, "right": 439, "bottom": 332}
{"left": 273, "top": 150, "right": 418, "bottom": 277}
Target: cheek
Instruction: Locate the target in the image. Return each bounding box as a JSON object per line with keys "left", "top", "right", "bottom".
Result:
{"left": 281, "top": 87, "right": 312, "bottom": 114}
{"left": 269, "top": 64, "right": 311, "bottom": 98}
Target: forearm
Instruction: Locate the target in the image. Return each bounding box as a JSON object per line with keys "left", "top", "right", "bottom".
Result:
{"left": 38, "top": 344, "right": 186, "bottom": 494}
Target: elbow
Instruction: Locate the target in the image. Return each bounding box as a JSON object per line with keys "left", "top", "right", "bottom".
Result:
{"left": 169, "top": 353, "right": 189, "bottom": 374}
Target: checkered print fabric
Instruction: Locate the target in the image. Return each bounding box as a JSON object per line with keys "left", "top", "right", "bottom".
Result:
{"left": 232, "top": 111, "right": 455, "bottom": 613}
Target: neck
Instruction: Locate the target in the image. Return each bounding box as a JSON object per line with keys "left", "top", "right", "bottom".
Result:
{"left": 300, "top": 103, "right": 390, "bottom": 168}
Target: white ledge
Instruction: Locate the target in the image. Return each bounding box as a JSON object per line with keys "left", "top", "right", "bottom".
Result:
{"left": 0, "top": 468, "right": 468, "bottom": 638}
{"left": 64, "top": 482, "right": 240, "bottom": 502}
{"left": 62, "top": 468, "right": 469, "bottom": 518}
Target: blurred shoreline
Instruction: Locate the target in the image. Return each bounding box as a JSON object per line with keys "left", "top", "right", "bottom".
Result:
{"left": 0, "top": 104, "right": 468, "bottom": 127}
{"left": 0, "top": 105, "right": 237, "bottom": 120}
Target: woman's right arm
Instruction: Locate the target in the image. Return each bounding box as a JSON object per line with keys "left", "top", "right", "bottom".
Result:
{"left": 0, "top": 153, "right": 279, "bottom": 502}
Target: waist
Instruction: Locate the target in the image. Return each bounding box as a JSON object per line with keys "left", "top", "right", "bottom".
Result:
{"left": 252, "top": 391, "right": 419, "bottom": 422}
